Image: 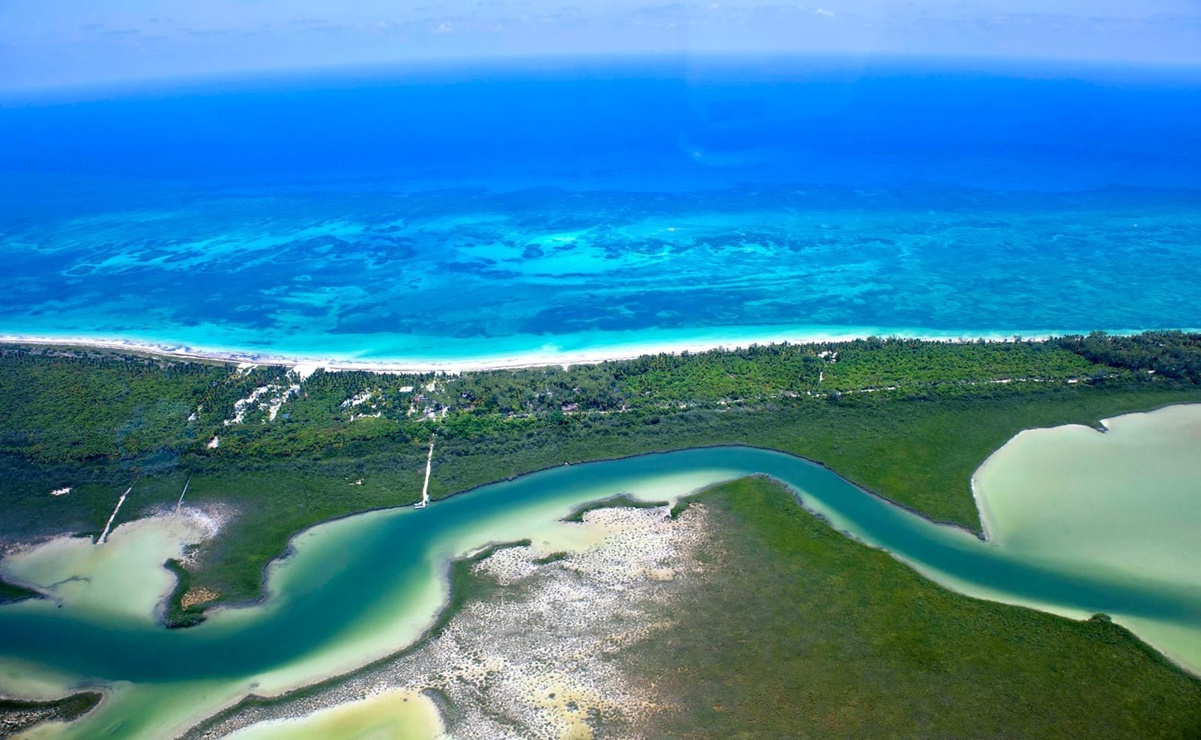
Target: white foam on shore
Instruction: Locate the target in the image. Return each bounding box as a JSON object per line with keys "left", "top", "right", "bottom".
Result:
{"left": 0, "top": 326, "right": 1166, "bottom": 375}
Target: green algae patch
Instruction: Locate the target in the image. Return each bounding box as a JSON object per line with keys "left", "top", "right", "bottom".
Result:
{"left": 635, "top": 476, "right": 1201, "bottom": 738}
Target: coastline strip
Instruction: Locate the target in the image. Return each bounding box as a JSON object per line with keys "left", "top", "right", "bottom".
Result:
{"left": 0, "top": 328, "right": 1181, "bottom": 376}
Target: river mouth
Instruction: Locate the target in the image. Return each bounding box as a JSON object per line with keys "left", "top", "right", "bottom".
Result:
{"left": 1, "top": 406, "right": 1199, "bottom": 737}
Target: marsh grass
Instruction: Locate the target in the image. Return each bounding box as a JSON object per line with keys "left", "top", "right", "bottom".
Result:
{"left": 632, "top": 477, "right": 1201, "bottom": 738}
{"left": 0, "top": 692, "right": 103, "bottom": 737}
{"left": 4, "top": 338, "right": 1201, "bottom": 620}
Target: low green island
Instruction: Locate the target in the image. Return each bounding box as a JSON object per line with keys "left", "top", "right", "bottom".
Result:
{"left": 1, "top": 331, "right": 1200, "bottom": 736}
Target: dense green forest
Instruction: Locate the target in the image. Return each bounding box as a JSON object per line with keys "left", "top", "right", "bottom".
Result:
{"left": 1, "top": 332, "right": 1200, "bottom": 614}
{"left": 0, "top": 332, "right": 1183, "bottom": 464}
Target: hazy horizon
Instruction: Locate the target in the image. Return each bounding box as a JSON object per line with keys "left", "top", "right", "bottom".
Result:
{"left": 6, "top": 53, "right": 1201, "bottom": 108}
{"left": 3, "top": 0, "right": 1200, "bottom": 91}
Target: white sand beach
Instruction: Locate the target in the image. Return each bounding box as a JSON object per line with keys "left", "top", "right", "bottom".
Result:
{"left": 0, "top": 327, "right": 1122, "bottom": 376}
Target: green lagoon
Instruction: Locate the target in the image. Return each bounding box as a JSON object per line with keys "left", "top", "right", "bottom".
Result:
{"left": 1, "top": 405, "right": 1199, "bottom": 737}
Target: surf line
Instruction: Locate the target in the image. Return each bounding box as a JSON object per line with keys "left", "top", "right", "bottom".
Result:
{"left": 98, "top": 484, "right": 134, "bottom": 544}
{"left": 415, "top": 436, "right": 435, "bottom": 509}
{"left": 175, "top": 476, "right": 192, "bottom": 514}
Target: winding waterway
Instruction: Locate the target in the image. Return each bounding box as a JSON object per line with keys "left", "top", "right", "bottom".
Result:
{"left": 2, "top": 406, "right": 1200, "bottom": 738}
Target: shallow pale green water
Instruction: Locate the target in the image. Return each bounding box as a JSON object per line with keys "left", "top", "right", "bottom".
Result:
{"left": 225, "top": 689, "right": 443, "bottom": 740}
{"left": 973, "top": 405, "right": 1201, "bottom": 591}
{"left": 1, "top": 516, "right": 211, "bottom": 624}
{"left": 1, "top": 406, "right": 1199, "bottom": 737}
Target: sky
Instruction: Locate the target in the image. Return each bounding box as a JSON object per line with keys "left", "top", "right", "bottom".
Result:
{"left": 2, "top": 0, "right": 1201, "bottom": 90}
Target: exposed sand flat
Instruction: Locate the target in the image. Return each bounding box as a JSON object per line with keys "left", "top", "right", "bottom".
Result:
{"left": 188, "top": 504, "right": 710, "bottom": 740}
{"left": 223, "top": 689, "right": 445, "bottom": 740}
{"left": 214, "top": 469, "right": 728, "bottom": 707}
{"left": 0, "top": 328, "right": 1133, "bottom": 375}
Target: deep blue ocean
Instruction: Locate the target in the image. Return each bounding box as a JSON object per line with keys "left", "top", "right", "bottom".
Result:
{"left": 1, "top": 56, "right": 1199, "bottom": 362}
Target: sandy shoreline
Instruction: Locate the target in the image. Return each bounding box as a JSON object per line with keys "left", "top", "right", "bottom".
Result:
{"left": 0, "top": 328, "right": 1151, "bottom": 375}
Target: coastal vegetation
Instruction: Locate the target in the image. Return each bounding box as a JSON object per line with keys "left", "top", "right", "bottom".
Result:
{"left": 0, "top": 692, "right": 103, "bottom": 738}
{"left": 634, "top": 477, "right": 1201, "bottom": 738}
{"left": 0, "top": 578, "right": 39, "bottom": 604}
{"left": 182, "top": 479, "right": 1201, "bottom": 739}
{"left": 1, "top": 332, "right": 1200, "bottom": 615}
{"left": 163, "top": 557, "right": 211, "bottom": 629}
{"left": 561, "top": 494, "right": 667, "bottom": 523}
{"left": 0, "top": 333, "right": 1150, "bottom": 465}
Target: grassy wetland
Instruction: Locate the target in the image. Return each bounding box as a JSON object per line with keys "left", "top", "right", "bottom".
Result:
{"left": 634, "top": 477, "right": 1201, "bottom": 738}
{"left": 1, "top": 331, "right": 1200, "bottom": 736}
{"left": 3, "top": 332, "right": 1201, "bottom": 610}
{"left": 179, "top": 470, "right": 1201, "bottom": 739}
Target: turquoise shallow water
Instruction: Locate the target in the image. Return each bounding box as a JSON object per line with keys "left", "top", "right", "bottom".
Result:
{"left": 1, "top": 406, "right": 1200, "bottom": 736}
{"left": 2, "top": 56, "right": 1201, "bottom": 734}
{"left": 1, "top": 58, "right": 1200, "bottom": 361}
